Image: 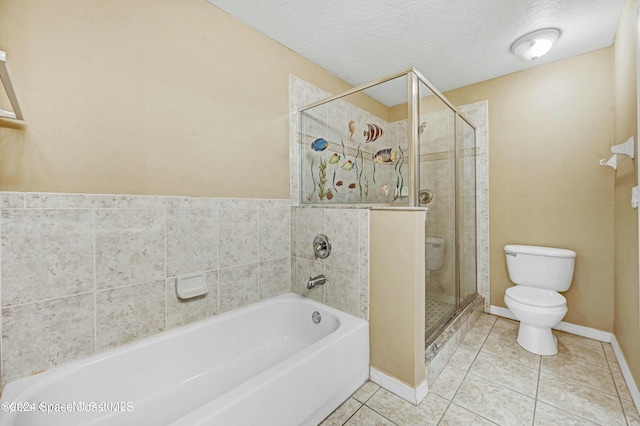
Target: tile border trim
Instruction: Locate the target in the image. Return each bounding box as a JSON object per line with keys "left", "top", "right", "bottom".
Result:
{"left": 369, "top": 366, "right": 429, "bottom": 405}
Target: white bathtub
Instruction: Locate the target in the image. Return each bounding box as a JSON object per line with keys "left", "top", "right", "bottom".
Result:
{"left": 0, "top": 293, "right": 369, "bottom": 426}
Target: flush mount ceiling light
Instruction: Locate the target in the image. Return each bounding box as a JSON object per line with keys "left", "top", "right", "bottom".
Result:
{"left": 511, "top": 28, "right": 561, "bottom": 61}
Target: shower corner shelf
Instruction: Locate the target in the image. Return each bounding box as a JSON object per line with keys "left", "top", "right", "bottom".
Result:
{"left": 0, "top": 50, "right": 25, "bottom": 121}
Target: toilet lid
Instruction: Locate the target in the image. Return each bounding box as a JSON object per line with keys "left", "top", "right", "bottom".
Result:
{"left": 505, "top": 286, "right": 566, "bottom": 308}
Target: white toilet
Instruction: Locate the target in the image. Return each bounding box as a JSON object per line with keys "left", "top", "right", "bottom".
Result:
{"left": 425, "top": 236, "right": 445, "bottom": 285}
{"left": 503, "top": 244, "right": 576, "bottom": 355}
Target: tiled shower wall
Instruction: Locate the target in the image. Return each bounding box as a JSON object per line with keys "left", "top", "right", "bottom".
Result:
{"left": 0, "top": 192, "right": 291, "bottom": 386}
{"left": 290, "top": 207, "right": 369, "bottom": 320}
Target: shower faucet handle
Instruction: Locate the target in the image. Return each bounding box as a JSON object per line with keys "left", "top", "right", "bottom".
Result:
{"left": 313, "top": 234, "right": 331, "bottom": 259}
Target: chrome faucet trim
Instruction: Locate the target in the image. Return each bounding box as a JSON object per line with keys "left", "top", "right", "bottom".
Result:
{"left": 307, "top": 274, "right": 327, "bottom": 289}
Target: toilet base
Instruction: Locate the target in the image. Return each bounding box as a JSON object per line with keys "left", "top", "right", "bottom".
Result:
{"left": 516, "top": 323, "right": 558, "bottom": 355}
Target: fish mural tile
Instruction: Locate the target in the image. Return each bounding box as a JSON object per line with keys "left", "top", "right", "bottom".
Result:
{"left": 373, "top": 148, "right": 397, "bottom": 163}
{"left": 297, "top": 79, "right": 411, "bottom": 205}
{"left": 364, "top": 123, "right": 384, "bottom": 143}
{"left": 311, "top": 138, "right": 328, "bottom": 152}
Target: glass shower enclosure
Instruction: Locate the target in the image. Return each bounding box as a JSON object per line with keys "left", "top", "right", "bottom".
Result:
{"left": 298, "top": 68, "right": 477, "bottom": 345}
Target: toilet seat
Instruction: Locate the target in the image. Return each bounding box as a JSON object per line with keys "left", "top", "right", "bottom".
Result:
{"left": 505, "top": 286, "right": 566, "bottom": 308}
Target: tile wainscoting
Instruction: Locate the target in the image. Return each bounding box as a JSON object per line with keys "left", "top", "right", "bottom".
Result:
{"left": 0, "top": 192, "right": 292, "bottom": 387}
{"left": 0, "top": 192, "right": 372, "bottom": 389}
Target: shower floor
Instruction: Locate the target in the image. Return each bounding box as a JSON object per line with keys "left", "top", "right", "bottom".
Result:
{"left": 425, "top": 297, "right": 455, "bottom": 334}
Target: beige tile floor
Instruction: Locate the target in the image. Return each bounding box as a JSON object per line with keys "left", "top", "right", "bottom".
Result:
{"left": 320, "top": 314, "right": 640, "bottom": 426}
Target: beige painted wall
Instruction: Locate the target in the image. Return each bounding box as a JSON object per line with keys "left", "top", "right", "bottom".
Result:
{"left": 0, "top": 0, "right": 369, "bottom": 198}
{"left": 370, "top": 209, "right": 426, "bottom": 387}
{"left": 3, "top": 0, "right": 635, "bottom": 381}
{"left": 613, "top": 0, "right": 640, "bottom": 386}
{"left": 444, "top": 49, "right": 615, "bottom": 331}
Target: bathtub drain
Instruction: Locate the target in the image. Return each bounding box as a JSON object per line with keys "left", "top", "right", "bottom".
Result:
{"left": 312, "top": 311, "right": 321, "bottom": 324}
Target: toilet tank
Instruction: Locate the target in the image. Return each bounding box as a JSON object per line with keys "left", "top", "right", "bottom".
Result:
{"left": 426, "top": 236, "right": 445, "bottom": 271}
{"left": 504, "top": 245, "right": 576, "bottom": 291}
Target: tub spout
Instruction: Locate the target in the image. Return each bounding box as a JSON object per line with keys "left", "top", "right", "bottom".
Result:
{"left": 307, "top": 274, "right": 326, "bottom": 289}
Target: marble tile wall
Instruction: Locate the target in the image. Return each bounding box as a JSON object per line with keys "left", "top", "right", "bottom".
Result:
{"left": 0, "top": 192, "right": 291, "bottom": 386}
{"left": 291, "top": 206, "right": 369, "bottom": 320}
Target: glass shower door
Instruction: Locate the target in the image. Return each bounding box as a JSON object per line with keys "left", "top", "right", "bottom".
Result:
{"left": 419, "top": 81, "right": 457, "bottom": 341}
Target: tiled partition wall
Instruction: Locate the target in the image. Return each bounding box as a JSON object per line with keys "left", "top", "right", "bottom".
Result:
{"left": 291, "top": 206, "right": 369, "bottom": 321}
{"left": 0, "top": 192, "right": 291, "bottom": 386}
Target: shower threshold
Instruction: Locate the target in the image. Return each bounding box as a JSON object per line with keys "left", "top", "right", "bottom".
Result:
{"left": 425, "top": 294, "right": 483, "bottom": 363}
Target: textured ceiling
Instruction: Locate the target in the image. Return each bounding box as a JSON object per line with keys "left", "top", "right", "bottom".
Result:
{"left": 207, "top": 0, "right": 625, "bottom": 106}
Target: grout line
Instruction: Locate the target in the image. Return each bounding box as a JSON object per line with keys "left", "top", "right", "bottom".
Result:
{"left": 531, "top": 354, "right": 542, "bottom": 425}
{"left": 601, "top": 340, "right": 629, "bottom": 421}
{"left": 92, "top": 209, "right": 97, "bottom": 353}
{"left": 216, "top": 207, "right": 220, "bottom": 315}
{"left": 361, "top": 402, "right": 400, "bottom": 426}
{"left": 163, "top": 208, "right": 168, "bottom": 331}
{"left": 0, "top": 205, "right": 3, "bottom": 386}
{"left": 435, "top": 392, "right": 456, "bottom": 425}
{"left": 256, "top": 207, "right": 262, "bottom": 300}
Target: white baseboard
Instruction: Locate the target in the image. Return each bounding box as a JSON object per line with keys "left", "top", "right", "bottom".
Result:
{"left": 488, "top": 305, "right": 613, "bottom": 342}
{"left": 488, "top": 305, "right": 515, "bottom": 320}
{"left": 611, "top": 335, "right": 640, "bottom": 413}
{"left": 370, "top": 366, "right": 428, "bottom": 405}
{"left": 554, "top": 321, "right": 613, "bottom": 343}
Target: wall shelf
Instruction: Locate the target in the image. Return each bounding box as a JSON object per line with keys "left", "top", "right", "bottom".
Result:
{"left": 0, "top": 50, "right": 24, "bottom": 121}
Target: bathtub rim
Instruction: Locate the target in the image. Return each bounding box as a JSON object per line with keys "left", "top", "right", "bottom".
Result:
{"left": 0, "top": 292, "right": 366, "bottom": 408}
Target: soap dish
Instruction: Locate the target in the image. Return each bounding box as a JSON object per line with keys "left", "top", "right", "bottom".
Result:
{"left": 176, "top": 272, "right": 208, "bottom": 300}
